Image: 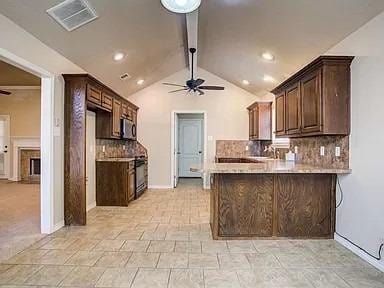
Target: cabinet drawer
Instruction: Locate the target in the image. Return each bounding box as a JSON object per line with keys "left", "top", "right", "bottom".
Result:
{"left": 102, "top": 93, "right": 113, "bottom": 111}
{"left": 87, "top": 84, "right": 102, "bottom": 105}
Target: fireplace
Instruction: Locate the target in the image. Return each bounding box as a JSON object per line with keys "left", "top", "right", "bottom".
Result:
{"left": 20, "top": 149, "right": 41, "bottom": 183}
{"left": 30, "top": 158, "right": 41, "bottom": 176}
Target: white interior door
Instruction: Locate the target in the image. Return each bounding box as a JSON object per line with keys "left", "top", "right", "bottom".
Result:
{"left": 0, "top": 115, "right": 10, "bottom": 179}
{"left": 174, "top": 113, "right": 179, "bottom": 187}
{"left": 86, "top": 111, "right": 96, "bottom": 210}
{"left": 178, "top": 118, "right": 203, "bottom": 178}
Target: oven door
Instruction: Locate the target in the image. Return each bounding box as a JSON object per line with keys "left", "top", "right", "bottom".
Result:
{"left": 135, "top": 163, "right": 145, "bottom": 197}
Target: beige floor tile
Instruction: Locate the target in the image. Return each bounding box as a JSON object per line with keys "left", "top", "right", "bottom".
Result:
{"left": 40, "top": 238, "right": 77, "bottom": 250}
{"left": 169, "top": 269, "right": 204, "bottom": 288}
{"left": 93, "top": 239, "right": 126, "bottom": 252}
{"left": 218, "top": 253, "right": 251, "bottom": 269}
{"left": 131, "top": 268, "right": 170, "bottom": 288}
{"left": 126, "top": 252, "right": 160, "bottom": 268}
{"left": 66, "top": 238, "right": 101, "bottom": 251}
{"left": 35, "top": 249, "right": 77, "bottom": 265}
{"left": 202, "top": 241, "right": 228, "bottom": 253}
{"left": 24, "top": 265, "right": 74, "bottom": 286}
{"left": 245, "top": 252, "right": 282, "bottom": 268}
{"left": 120, "top": 240, "right": 150, "bottom": 252}
{"left": 188, "top": 253, "right": 219, "bottom": 269}
{"left": 5, "top": 249, "right": 49, "bottom": 264}
{"left": 335, "top": 267, "right": 384, "bottom": 288}
{"left": 65, "top": 251, "right": 104, "bottom": 266}
{"left": 175, "top": 241, "right": 202, "bottom": 253}
{"left": 165, "top": 231, "right": 190, "bottom": 241}
{"left": 157, "top": 253, "right": 188, "bottom": 268}
{"left": 95, "top": 251, "right": 132, "bottom": 267}
{"left": 147, "top": 240, "right": 175, "bottom": 253}
{"left": 227, "top": 240, "right": 257, "bottom": 253}
{"left": 0, "top": 264, "right": 42, "bottom": 285}
{"left": 204, "top": 269, "right": 241, "bottom": 288}
{"left": 0, "top": 264, "right": 13, "bottom": 274}
{"left": 59, "top": 266, "right": 106, "bottom": 287}
{"left": 141, "top": 231, "right": 166, "bottom": 240}
{"left": 116, "top": 230, "right": 144, "bottom": 240}
{"left": 252, "top": 240, "right": 295, "bottom": 253}
{"left": 275, "top": 251, "right": 321, "bottom": 268}
{"left": 95, "top": 267, "right": 138, "bottom": 287}
{"left": 301, "top": 268, "right": 351, "bottom": 288}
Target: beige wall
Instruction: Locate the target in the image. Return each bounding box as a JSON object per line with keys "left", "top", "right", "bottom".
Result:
{"left": 128, "top": 68, "right": 263, "bottom": 187}
{"left": 0, "top": 89, "right": 41, "bottom": 137}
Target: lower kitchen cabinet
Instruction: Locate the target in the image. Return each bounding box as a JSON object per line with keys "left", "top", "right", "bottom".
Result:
{"left": 96, "top": 160, "right": 135, "bottom": 206}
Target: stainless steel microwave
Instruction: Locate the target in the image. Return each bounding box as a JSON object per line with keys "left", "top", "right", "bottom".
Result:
{"left": 121, "top": 118, "right": 136, "bottom": 140}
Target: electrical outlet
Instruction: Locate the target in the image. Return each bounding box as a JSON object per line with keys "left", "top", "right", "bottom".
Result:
{"left": 335, "top": 146, "right": 341, "bottom": 157}
{"left": 294, "top": 146, "right": 299, "bottom": 154}
{"left": 245, "top": 145, "right": 249, "bottom": 151}
{"left": 123, "top": 145, "right": 126, "bottom": 151}
{"left": 102, "top": 145, "right": 105, "bottom": 153}
{"left": 320, "top": 146, "right": 325, "bottom": 156}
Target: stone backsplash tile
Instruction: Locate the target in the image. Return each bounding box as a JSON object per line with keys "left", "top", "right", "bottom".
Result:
{"left": 289, "top": 136, "right": 349, "bottom": 169}
{"left": 216, "top": 140, "right": 272, "bottom": 158}
{"left": 96, "top": 139, "right": 147, "bottom": 159}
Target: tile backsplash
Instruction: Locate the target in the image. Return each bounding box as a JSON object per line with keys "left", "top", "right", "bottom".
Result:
{"left": 96, "top": 139, "right": 147, "bottom": 159}
{"left": 289, "top": 136, "right": 349, "bottom": 169}
{"left": 216, "top": 140, "right": 272, "bottom": 158}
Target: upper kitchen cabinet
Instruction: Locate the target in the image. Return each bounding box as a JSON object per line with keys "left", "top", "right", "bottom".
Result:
{"left": 271, "top": 56, "right": 353, "bottom": 137}
{"left": 247, "top": 102, "right": 272, "bottom": 141}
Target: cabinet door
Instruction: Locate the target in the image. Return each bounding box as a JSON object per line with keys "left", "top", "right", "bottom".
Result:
{"left": 127, "top": 168, "right": 135, "bottom": 202}
{"left": 112, "top": 99, "right": 121, "bottom": 138}
{"left": 252, "top": 107, "right": 259, "bottom": 139}
{"left": 301, "top": 70, "right": 322, "bottom": 134}
{"left": 248, "top": 108, "right": 255, "bottom": 140}
{"left": 101, "top": 92, "right": 113, "bottom": 111}
{"left": 87, "top": 84, "right": 102, "bottom": 105}
{"left": 275, "top": 92, "right": 285, "bottom": 136}
{"left": 121, "top": 103, "right": 128, "bottom": 119}
{"left": 285, "top": 83, "right": 301, "bottom": 135}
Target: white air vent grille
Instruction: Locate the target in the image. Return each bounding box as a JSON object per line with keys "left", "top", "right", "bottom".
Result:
{"left": 46, "top": 0, "right": 98, "bottom": 32}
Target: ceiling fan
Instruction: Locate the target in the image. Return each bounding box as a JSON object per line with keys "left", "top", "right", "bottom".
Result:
{"left": 163, "top": 48, "right": 225, "bottom": 95}
{"left": 0, "top": 90, "right": 11, "bottom": 95}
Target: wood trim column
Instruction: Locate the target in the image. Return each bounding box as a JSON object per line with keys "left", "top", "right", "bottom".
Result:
{"left": 64, "top": 76, "right": 87, "bottom": 225}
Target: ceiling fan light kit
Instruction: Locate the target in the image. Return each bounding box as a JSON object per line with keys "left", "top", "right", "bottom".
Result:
{"left": 163, "top": 48, "right": 225, "bottom": 96}
{"left": 160, "top": 0, "right": 201, "bottom": 14}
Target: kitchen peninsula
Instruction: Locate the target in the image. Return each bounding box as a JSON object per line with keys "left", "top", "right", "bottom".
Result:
{"left": 192, "top": 160, "right": 350, "bottom": 240}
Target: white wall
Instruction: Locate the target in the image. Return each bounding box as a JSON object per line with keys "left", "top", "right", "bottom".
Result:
{"left": 327, "top": 12, "right": 384, "bottom": 270}
{"left": 0, "top": 13, "right": 84, "bottom": 232}
{"left": 128, "top": 68, "right": 261, "bottom": 187}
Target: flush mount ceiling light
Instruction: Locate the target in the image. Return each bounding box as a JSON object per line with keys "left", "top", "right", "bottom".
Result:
{"left": 261, "top": 52, "right": 274, "bottom": 61}
{"left": 263, "top": 75, "right": 275, "bottom": 83}
{"left": 242, "top": 80, "right": 250, "bottom": 86}
{"left": 113, "top": 52, "right": 125, "bottom": 61}
{"left": 137, "top": 79, "right": 145, "bottom": 85}
{"left": 160, "top": 0, "right": 201, "bottom": 13}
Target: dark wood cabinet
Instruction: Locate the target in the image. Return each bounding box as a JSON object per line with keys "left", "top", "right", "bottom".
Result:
{"left": 96, "top": 160, "right": 135, "bottom": 206}
{"left": 247, "top": 102, "right": 272, "bottom": 141}
{"left": 87, "top": 84, "right": 102, "bottom": 106}
{"left": 285, "top": 83, "right": 301, "bottom": 135}
{"left": 112, "top": 99, "right": 121, "bottom": 138}
{"left": 275, "top": 93, "right": 285, "bottom": 136}
{"left": 102, "top": 92, "right": 113, "bottom": 111}
{"left": 271, "top": 56, "right": 353, "bottom": 137}
{"left": 121, "top": 103, "right": 128, "bottom": 119}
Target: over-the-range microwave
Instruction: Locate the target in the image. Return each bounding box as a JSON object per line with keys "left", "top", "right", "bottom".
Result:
{"left": 121, "top": 118, "right": 136, "bottom": 140}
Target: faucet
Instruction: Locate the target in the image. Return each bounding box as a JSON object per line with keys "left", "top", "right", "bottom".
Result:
{"left": 264, "top": 144, "right": 280, "bottom": 159}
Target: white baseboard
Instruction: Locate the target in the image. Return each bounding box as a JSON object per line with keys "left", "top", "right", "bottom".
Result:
{"left": 51, "top": 220, "right": 65, "bottom": 234}
{"left": 148, "top": 185, "right": 173, "bottom": 189}
{"left": 334, "top": 233, "right": 384, "bottom": 272}
{"left": 87, "top": 201, "right": 96, "bottom": 212}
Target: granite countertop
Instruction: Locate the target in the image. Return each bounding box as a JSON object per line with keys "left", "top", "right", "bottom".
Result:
{"left": 96, "top": 157, "right": 135, "bottom": 162}
{"left": 191, "top": 160, "right": 351, "bottom": 174}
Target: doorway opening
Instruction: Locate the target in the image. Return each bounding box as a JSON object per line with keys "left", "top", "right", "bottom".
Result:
{"left": 171, "top": 111, "right": 207, "bottom": 188}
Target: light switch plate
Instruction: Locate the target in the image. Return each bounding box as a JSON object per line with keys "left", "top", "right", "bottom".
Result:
{"left": 294, "top": 146, "right": 299, "bottom": 154}
{"left": 245, "top": 145, "right": 249, "bottom": 151}
{"left": 320, "top": 146, "right": 325, "bottom": 156}
{"left": 335, "top": 147, "right": 341, "bottom": 157}
{"left": 123, "top": 145, "right": 126, "bottom": 151}
{"left": 102, "top": 145, "right": 105, "bottom": 153}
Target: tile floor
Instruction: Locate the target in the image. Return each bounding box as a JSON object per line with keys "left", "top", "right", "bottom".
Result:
{"left": 0, "top": 181, "right": 43, "bottom": 262}
{"left": 0, "top": 178, "right": 383, "bottom": 287}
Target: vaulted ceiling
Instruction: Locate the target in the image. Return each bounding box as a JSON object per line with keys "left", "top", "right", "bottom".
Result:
{"left": 0, "top": 60, "right": 40, "bottom": 86}
{"left": 1, "top": 0, "right": 384, "bottom": 97}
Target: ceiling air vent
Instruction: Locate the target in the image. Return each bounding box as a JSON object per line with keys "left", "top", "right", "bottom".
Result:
{"left": 46, "top": 0, "right": 98, "bottom": 32}
{"left": 120, "top": 73, "right": 132, "bottom": 81}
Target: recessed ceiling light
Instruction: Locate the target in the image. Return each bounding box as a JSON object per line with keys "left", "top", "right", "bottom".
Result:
{"left": 161, "top": 0, "right": 201, "bottom": 13}
{"left": 262, "top": 52, "right": 274, "bottom": 61}
{"left": 113, "top": 52, "right": 125, "bottom": 61}
{"left": 242, "top": 80, "right": 250, "bottom": 86}
{"left": 137, "top": 79, "right": 145, "bottom": 85}
{"left": 263, "top": 75, "right": 275, "bottom": 83}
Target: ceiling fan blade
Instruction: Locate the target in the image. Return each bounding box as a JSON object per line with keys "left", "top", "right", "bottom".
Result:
{"left": 198, "top": 86, "right": 225, "bottom": 90}
{"left": 195, "top": 78, "right": 205, "bottom": 86}
{"left": 168, "top": 88, "right": 188, "bottom": 93}
{"left": 163, "top": 83, "right": 187, "bottom": 88}
{"left": 0, "top": 90, "right": 11, "bottom": 95}
{"left": 196, "top": 88, "right": 205, "bottom": 96}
